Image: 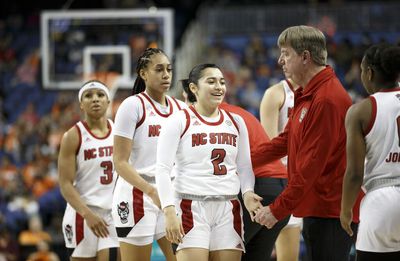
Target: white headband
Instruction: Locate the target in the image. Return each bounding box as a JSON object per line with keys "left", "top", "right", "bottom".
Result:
{"left": 78, "top": 81, "right": 110, "bottom": 102}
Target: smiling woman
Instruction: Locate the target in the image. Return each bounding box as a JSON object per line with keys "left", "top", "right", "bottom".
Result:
{"left": 155, "top": 63, "right": 261, "bottom": 261}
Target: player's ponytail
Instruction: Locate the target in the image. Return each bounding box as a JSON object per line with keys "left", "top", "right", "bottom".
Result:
{"left": 180, "top": 79, "right": 197, "bottom": 103}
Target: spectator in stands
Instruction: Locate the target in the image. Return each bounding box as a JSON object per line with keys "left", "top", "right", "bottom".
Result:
{"left": 253, "top": 25, "right": 361, "bottom": 261}
{"left": 27, "top": 240, "right": 60, "bottom": 261}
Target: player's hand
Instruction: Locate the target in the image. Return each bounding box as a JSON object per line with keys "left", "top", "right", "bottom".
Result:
{"left": 83, "top": 210, "right": 109, "bottom": 238}
{"left": 148, "top": 187, "right": 161, "bottom": 209}
{"left": 340, "top": 209, "right": 353, "bottom": 236}
{"left": 164, "top": 206, "right": 185, "bottom": 244}
{"left": 243, "top": 191, "right": 263, "bottom": 221}
{"left": 254, "top": 206, "right": 278, "bottom": 229}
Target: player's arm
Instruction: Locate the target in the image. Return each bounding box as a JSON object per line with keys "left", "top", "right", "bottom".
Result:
{"left": 260, "top": 82, "right": 285, "bottom": 138}
{"left": 234, "top": 115, "right": 263, "bottom": 219}
{"left": 113, "top": 96, "right": 160, "bottom": 207}
{"left": 58, "top": 127, "right": 109, "bottom": 237}
{"left": 113, "top": 135, "right": 160, "bottom": 207}
{"left": 340, "top": 99, "right": 370, "bottom": 236}
{"left": 156, "top": 112, "right": 185, "bottom": 243}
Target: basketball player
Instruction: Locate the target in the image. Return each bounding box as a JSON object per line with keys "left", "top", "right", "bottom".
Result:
{"left": 340, "top": 43, "right": 400, "bottom": 261}
{"left": 260, "top": 78, "right": 302, "bottom": 261}
{"left": 58, "top": 80, "right": 120, "bottom": 260}
{"left": 155, "top": 64, "right": 262, "bottom": 261}
{"left": 111, "top": 48, "right": 185, "bottom": 261}
{"left": 182, "top": 78, "right": 290, "bottom": 261}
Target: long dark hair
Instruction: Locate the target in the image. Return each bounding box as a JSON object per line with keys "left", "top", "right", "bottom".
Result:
{"left": 180, "top": 63, "right": 220, "bottom": 103}
{"left": 132, "top": 48, "right": 168, "bottom": 95}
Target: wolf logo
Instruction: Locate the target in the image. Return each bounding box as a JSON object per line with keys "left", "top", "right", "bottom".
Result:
{"left": 65, "top": 224, "right": 73, "bottom": 243}
{"left": 117, "top": 201, "right": 129, "bottom": 224}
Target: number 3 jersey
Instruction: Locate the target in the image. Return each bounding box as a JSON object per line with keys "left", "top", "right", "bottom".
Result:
{"left": 74, "top": 120, "right": 115, "bottom": 210}
{"left": 156, "top": 106, "right": 255, "bottom": 209}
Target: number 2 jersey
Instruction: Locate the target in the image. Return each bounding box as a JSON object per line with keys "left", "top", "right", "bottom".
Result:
{"left": 74, "top": 119, "right": 115, "bottom": 210}
{"left": 364, "top": 88, "right": 400, "bottom": 191}
{"left": 156, "top": 106, "right": 255, "bottom": 209}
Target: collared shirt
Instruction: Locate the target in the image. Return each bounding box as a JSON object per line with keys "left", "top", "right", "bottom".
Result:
{"left": 253, "top": 66, "right": 361, "bottom": 221}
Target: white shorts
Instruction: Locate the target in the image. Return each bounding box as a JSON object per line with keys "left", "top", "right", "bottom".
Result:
{"left": 356, "top": 186, "right": 400, "bottom": 252}
{"left": 285, "top": 215, "right": 303, "bottom": 228}
{"left": 112, "top": 179, "right": 165, "bottom": 246}
{"left": 175, "top": 198, "right": 244, "bottom": 252}
{"left": 62, "top": 204, "right": 119, "bottom": 258}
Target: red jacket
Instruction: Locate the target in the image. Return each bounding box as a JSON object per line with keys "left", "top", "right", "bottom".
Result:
{"left": 253, "top": 66, "right": 361, "bottom": 222}
{"left": 219, "top": 102, "right": 287, "bottom": 179}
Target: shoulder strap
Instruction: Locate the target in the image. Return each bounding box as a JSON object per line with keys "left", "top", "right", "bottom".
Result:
{"left": 180, "top": 109, "right": 191, "bottom": 138}
{"left": 136, "top": 94, "right": 146, "bottom": 129}
{"left": 224, "top": 110, "right": 240, "bottom": 134}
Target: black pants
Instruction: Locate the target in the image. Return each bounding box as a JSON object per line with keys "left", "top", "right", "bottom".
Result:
{"left": 302, "top": 217, "right": 358, "bottom": 261}
{"left": 356, "top": 250, "right": 400, "bottom": 261}
{"left": 240, "top": 177, "right": 290, "bottom": 261}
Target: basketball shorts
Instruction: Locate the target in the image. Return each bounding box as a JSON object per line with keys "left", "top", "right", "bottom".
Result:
{"left": 175, "top": 198, "right": 245, "bottom": 252}
{"left": 62, "top": 204, "right": 119, "bottom": 258}
{"left": 112, "top": 180, "right": 165, "bottom": 246}
{"left": 357, "top": 186, "right": 400, "bottom": 252}
{"left": 285, "top": 215, "right": 303, "bottom": 228}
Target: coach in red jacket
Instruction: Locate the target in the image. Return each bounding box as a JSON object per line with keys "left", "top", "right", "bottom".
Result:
{"left": 253, "top": 25, "right": 362, "bottom": 261}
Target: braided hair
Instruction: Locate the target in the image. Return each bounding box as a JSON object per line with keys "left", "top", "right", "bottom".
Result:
{"left": 132, "top": 48, "right": 168, "bottom": 95}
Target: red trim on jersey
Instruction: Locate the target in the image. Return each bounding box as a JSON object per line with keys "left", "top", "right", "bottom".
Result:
{"left": 279, "top": 84, "right": 286, "bottom": 112}
{"left": 181, "top": 109, "right": 191, "bottom": 138}
{"left": 75, "top": 212, "right": 84, "bottom": 245}
{"left": 224, "top": 110, "right": 240, "bottom": 134}
{"left": 81, "top": 120, "right": 112, "bottom": 140}
{"left": 189, "top": 105, "right": 224, "bottom": 126}
{"left": 180, "top": 199, "right": 194, "bottom": 235}
{"left": 171, "top": 97, "right": 182, "bottom": 110}
{"left": 141, "top": 92, "right": 173, "bottom": 117}
{"left": 74, "top": 124, "right": 82, "bottom": 155}
{"left": 231, "top": 199, "right": 242, "bottom": 237}
{"left": 364, "top": 96, "right": 377, "bottom": 136}
{"left": 378, "top": 87, "right": 400, "bottom": 93}
{"left": 132, "top": 187, "right": 144, "bottom": 224}
{"left": 136, "top": 95, "right": 146, "bottom": 129}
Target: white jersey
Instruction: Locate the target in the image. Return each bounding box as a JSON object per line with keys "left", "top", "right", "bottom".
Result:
{"left": 113, "top": 92, "right": 186, "bottom": 177}
{"left": 156, "top": 106, "right": 255, "bottom": 209}
{"left": 278, "top": 80, "right": 295, "bottom": 166}
{"left": 278, "top": 79, "right": 295, "bottom": 133}
{"left": 74, "top": 120, "right": 115, "bottom": 209}
{"left": 363, "top": 88, "right": 400, "bottom": 192}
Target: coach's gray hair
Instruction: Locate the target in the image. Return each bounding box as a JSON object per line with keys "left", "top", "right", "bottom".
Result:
{"left": 278, "top": 25, "right": 327, "bottom": 66}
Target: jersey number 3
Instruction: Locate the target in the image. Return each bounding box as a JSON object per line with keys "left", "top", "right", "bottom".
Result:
{"left": 211, "top": 149, "right": 227, "bottom": 175}
{"left": 100, "top": 161, "right": 113, "bottom": 185}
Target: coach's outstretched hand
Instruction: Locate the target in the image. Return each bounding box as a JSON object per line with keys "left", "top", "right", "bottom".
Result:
{"left": 243, "top": 191, "right": 263, "bottom": 221}
{"left": 254, "top": 206, "right": 278, "bottom": 229}
{"left": 164, "top": 206, "right": 185, "bottom": 244}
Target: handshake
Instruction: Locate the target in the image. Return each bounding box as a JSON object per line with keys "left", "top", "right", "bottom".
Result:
{"left": 243, "top": 191, "right": 278, "bottom": 229}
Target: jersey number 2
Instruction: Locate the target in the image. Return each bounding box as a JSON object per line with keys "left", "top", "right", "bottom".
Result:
{"left": 211, "top": 149, "right": 227, "bottom": 175}
{"left": 100, "top": 161, "right": 113, "bottom": 185}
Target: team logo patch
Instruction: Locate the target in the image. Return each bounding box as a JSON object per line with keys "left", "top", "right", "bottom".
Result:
{"left": 149, "top": 110, "right": 156, "bottom": 117}
{"left": 117, "top": 201, "right": 129, "bottom": 224}
{"left": 299, "top": 108, "right": 308, "bottom": 122}
{"left": 65, "top": 224, "right": 73, "bottom": 243}
{"left": 225, "top": 120, "right": 232, "bottom": 126}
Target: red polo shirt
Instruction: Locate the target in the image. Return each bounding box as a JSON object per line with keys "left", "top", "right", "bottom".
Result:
{"left": 252, "top": 66, "right": 361, "bottom": 222}
{"left": 219, "top": 102, "right": 287, "bottom": 179}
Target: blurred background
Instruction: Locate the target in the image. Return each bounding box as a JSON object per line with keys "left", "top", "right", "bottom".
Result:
{"left": 0, "top": 0, "right": 399, "bottom": 260}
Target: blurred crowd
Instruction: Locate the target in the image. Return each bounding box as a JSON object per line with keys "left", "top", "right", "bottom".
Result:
{"left": 0, "top": 13, "right": 398, "bottom": 261}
